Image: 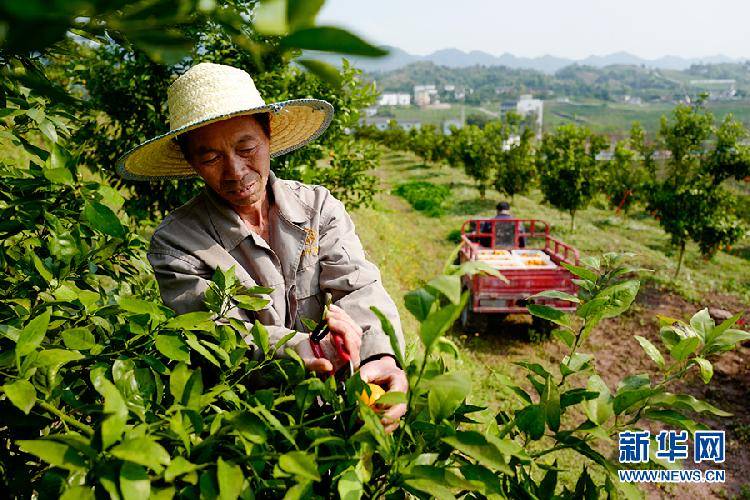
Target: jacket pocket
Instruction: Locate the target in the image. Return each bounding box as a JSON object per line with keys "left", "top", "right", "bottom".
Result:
{"left": 295, "top": 262, "right": 322, "bottom": 330}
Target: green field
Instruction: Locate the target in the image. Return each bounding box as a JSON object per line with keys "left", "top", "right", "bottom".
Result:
{"left": 544, "top": 100, "right": 750, "bottom": 135}
{"left": 377, "top": 100, "right": 750, "bottom": 137}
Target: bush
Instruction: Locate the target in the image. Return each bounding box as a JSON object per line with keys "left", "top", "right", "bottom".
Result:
{"left": 393, "top": 181, "right": 451, "bottom": 216}
{"left": 447, "top": 228, "right": 463, "bottom": 244}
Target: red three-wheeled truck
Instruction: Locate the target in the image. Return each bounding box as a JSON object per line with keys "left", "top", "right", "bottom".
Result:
{"left": 458, "top": 217, "right": 580, "bottom": 332}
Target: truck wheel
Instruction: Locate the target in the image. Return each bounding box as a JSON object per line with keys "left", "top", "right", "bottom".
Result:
{"left": 530, "top": 316, "right": 555, "bottom": 339}
{"left": 459, "top": 295, "right": 479, "bottom": 332}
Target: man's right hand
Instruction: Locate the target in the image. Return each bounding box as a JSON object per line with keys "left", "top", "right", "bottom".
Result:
{"left": 294, "top": 305, "right": 362, "bottom": 373}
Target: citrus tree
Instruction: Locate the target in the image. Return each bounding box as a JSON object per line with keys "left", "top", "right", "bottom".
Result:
{"left": 536, "top": 124, "right": 608, "bottom": 231}
{"left": 601, "top": 123, "right": 649, "bottom": 214}
{"left": 494, "top": 112, "right": 536, "bottom": 201}
{"left": 647, "top": 99, "right": 750, "bottom": 277}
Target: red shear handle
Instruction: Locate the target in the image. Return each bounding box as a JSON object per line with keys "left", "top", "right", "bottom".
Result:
{"left": 309, "top": 330, "right": 350, "bottom": 377}
{"left": 330, "top": 331, "right": 351, "bottom": 363}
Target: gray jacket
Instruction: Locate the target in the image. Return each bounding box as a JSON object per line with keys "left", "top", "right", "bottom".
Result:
{"left": 147, "top": 172, "right": 405, "bottom": 362}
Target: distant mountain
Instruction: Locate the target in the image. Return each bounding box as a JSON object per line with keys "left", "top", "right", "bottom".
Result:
{"left": 311, "top": 47, "right": 745, "bottom": 74}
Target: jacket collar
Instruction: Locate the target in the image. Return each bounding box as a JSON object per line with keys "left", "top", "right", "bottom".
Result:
{"left": 204, "top": 171, "right": 310, "bottom": 251}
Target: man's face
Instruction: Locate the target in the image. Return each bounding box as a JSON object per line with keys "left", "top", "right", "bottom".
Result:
{"left": 183, "top": 115, "right": 271, "bottom": 207}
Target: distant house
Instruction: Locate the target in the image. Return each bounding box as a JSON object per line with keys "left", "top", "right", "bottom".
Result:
{"left": 359, "top": 117, "right": 422, "bottom": 131}
{"left": 378, "top": 93, "right": 411, "bottom": 106}
{"left": 414, "top": 84, "right": 439, "bottom": 106}
{"left": 516, "top": 94, "right": 544, "bottom": 135}
{"left": 500, "top": 100, "right": 517, "bottom": 114}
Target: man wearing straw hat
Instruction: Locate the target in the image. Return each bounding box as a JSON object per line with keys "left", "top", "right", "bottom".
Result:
{"left": 117, "top": 62, "right": 406, "bottom": 432}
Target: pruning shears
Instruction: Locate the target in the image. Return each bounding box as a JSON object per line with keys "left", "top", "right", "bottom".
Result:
{"left": 309, "top": 293, "right": 354, "bottom": 380}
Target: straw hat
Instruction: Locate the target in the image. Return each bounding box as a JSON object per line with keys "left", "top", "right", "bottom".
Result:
{"left": 116, "top": 62, "right": 334, "bottom": 181}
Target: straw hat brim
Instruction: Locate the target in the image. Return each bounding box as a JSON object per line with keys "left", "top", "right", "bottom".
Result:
{"left": 115, "top": 98, "right": 334, "bottom": 181}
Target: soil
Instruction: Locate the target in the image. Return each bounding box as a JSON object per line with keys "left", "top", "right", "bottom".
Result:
{"left": 460, "top": 284, "right": 750, "bottom": 499}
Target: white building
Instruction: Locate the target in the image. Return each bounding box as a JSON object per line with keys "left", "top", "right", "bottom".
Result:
{"left": 414, "top": 84, "right": 439, "bottom": 106}
{"left": 378, "top": 93, "right": 411, "bottom": 106}
{"left": 516, "top": 94, "right": 543, "bottom": 135}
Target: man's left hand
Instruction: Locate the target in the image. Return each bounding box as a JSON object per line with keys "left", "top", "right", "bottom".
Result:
{"left": 359, "top": 356, "right": 408, "bottom": 433}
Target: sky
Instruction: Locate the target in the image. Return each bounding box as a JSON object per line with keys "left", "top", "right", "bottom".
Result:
{"left": 317, "top": 0, "right": 750, "bottom": 60}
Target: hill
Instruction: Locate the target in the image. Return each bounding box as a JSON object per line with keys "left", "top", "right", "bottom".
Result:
{"left": 365, "top": 61, "right": 750, "bottom": 103}
{"left": 312, "top": 46, "right": 744, "bottom": 73}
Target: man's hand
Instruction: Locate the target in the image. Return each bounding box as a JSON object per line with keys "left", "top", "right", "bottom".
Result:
{"left": 359, "top": 356, "right": 408, "bottom": 433}
{"left": 294, "top": 304, "right": 362, "bottom": 373}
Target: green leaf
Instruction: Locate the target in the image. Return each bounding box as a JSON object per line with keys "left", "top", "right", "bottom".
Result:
{"left": 613, "top": 388, "right": 655, "bottom": 415}
{"left": 90, "top": 368, "right": 128, "bottom": 449}
{"left": 43, "top": 167, "right": 73, "bottom": 186}
{"left": 2, "top": 379, "right": 36, "bottom": 414}
{"left": 634, "top": 335, "right": 665, "bottom": 369}
{"left": 288, "top": 0, "right": 325, "bottom": 29}
{"left": 83, "top": 201, "right": 125, "bottom": 238}
{"left": 403, "top": 288, "right": 436, "bottom": 321}
{"left": 119, "top": 297, "right": 165, "bottom": 318}
{"left": 358, "top": 404, "right": 392, "bottom": 456}
{"left": 553, "top": 329, "right": 575, "bottom": 348}
{"left": 560, "top": 389, "right": 600, "bottom": 408}
{"left": 18, "top": 439, "right": 86, "bottom": 471}
{"left": 427, "top": 372, "right": 471, "bottom": 421}
{"left": 60, "top": 486, "right": 94, "bottom": 500}
{"left": 280, "top": 26, "right": 387, "bottom": 56}
{"left": 170, "top": 364, "right": 203, "bottom": 409}
{"left": 527, "top": 304, "right": 570, "bottom": 327}
{"left": 120, "top": 462, "right": 150, "bottom": 500}
{"left": 155, "top": 334, "right": 191, "bottom": 363}
{"left": 670, "top": 336, "right": 700, "bottom": 361}
{"left": 254, "top": 0, "right": 288, "bottom": 35}
{"left": 561, "top": 262, "right": 598, "bottom": 282}
{"left": 642, "top": 409, "right": 702, "bottom": 433}
{"left": 165, "top": 311, "right": 215, "bottom": 331}
{"left": 689, "top": 308, "right": 714, "bottom": 342}
{"left": 16, "top": 309, "right": 51, "bottom": 358}
{"left": 32, "top": 253, "right": 53, "bottom": 282}
{"left": 61, "top": 327, "right": 96, "bottom": 350}
{"left": 441, "top": 431, "right": 511, "bottom": 474}
{"left": 165, "top": 456, "right": 201, "bottom": 482}
{"left": 337, "top": 467, "right": 362, "bottom": 500}
{"left": 35, "top": 349, "right": 84, "bottom": 368}
{"left": 594, "top": 280, "right": 640, "bottom": 319}
{"left": 234, "top": 295, "right": 270, "bottom": 312}
{"left": 515, "top": 404, "right": 546, "bottom": 440}
{"left": 278, "top": 451, "right": 320, "bottom": 482}
{"left": 705, "top": 312, "right": 742, "bottom": 346}
{"left": 693, "top": 357, "right": 713, "bottom": 384}
{"left": 425, "top": 274, "right": 462, "bottom": 304}
{"left": 297, "top": 59, "right": 342, "bottom": 86}
{"left": 250, "top": 320, "right": 270, "bottom": 356}
{"left": 371, "top": 306, "right": 405, "bottom": 369}
{"left": 585, "top": 375, "right": 613, "bottom": 425}
{"left": 543, "top": 377, "right": 561, "bottom": 432}
{"left": 707, "top": 329, "right": 750, "bottom": 353}
{"left": 217, "top": 458, "right": 244, "bottom": 500}
{"left": 649, "top": 393, "right": 731, "bottom": 416}
{"left": 419, "top": 298, "right": 464, "bottom": 352}
{"left": 231, "top": 412, "right": 268, "bottom": 445}
{"left": 110, "top": 437, "right": 171, "bottom": 473}
{"left": 185, "top": 332, "right": 220, "bottom": 366}
{"left": 528, "top": 290, "right": 580, "bottom": 303}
